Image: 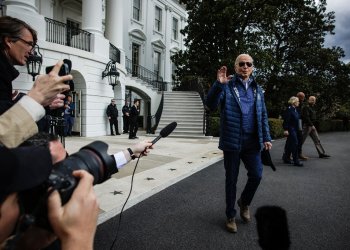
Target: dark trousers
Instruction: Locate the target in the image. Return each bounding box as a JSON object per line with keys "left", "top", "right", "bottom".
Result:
{"left": 64, "top": 114, "right": 74, "bottom": 136}
{"left": 129, "top": 117, "right": 138, "bottom": 138}
{"left": 223, "top": 133, "right": 262, "bottom": 219}
{"left": 284, "top": 128, "right": 299, "bottom": 163}
{"left": 123, "top": 115, "right": 129, "bottom": 133}
{"left": 109, "top": 118, "right": 119, "bottom": 135}
{"left": 283, "top": 129, "right": 303, "bottom": 157}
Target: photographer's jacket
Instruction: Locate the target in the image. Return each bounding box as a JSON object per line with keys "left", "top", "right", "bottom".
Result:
{"left": 206, "top": 75, "right": 271, "bottom": 151}
{"left": 0, "top": 51, "right": 20, "bottom": 115}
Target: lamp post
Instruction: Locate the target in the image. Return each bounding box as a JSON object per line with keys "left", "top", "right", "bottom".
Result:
{"left": 102, "top": 60, "right": 120, "bottom": 90}
{"left": 26, "top": 44, "right": 43, "bottom": 81}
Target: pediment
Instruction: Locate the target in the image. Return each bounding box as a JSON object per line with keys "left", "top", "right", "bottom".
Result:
{"left": 151, "top": 39, "right": 166, "bottom": 49}
{"left": 128, "top": 29, "right": 146, "bottom": 41}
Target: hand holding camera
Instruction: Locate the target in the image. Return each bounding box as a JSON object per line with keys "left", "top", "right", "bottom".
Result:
{"left": 47, "top": 170, "right": 98, "bottom": 250}
{"left": 27, "top": 60, "right": 72, "bottom": 107}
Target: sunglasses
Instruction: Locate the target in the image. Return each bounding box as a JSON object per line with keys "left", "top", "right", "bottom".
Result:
{"left": 14, "top": 37, "right": 35, "bottom": 50}
{"left": 238, "top": 61, "right": 253, "bottom": 67}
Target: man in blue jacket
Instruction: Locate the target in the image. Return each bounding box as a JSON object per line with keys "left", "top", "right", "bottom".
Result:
{"left": 206, "top": 54, "right": 272, "bottom": 233}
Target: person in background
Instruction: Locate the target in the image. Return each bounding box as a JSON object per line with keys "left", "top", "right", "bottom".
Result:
{"left": 129, "top": 99, "right": 140, "bottom": 139}
{"left": 206, "top": 54, "right": 272, "bottom": 233}
{"left": 63, "top": 95, "right": 75, "bottom": 137}
{"left": 122, "top": 100, "right": 130, "bottom": 134}
{"left": 283, "top": 92, "right": 307, "bottom": 161}
{"left": 296, "top": 92, "right": 308, "bottom": 160}
{"left": 282, "top": 96, "right": 304, "bottom": 167}
{"left": 301, "top": 96, "right": 330, "bottom": 158}
{"left": 106, "top": 99, "right": 120, "bottom": 136}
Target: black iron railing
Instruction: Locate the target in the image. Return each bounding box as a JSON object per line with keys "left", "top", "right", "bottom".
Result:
{"left": 109, "top": 43, "right": 120, "bottom": 63}
{"left": 125, "top": 57, "right": 168, "bottom": 91}
{"left": 45, "top": 17, "right": 91, "bottom": 52}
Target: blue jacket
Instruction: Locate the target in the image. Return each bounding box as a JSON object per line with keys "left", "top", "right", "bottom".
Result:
{"left": 206, "top": 76, "right": 271, "bottom": 151}
{"left": 282, "top": 106, "right": 299, "bottom": 131}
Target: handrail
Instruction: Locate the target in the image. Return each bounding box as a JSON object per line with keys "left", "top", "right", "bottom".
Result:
{"left": 45, "top": 17, "right": 91, "bottom": 52}
{"left": 125, "top": 57, "right": 168, "bottom": 91}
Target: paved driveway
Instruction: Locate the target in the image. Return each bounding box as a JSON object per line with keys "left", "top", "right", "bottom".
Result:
{"left": 94, "top": 132, "right": 350, "bottom": 250}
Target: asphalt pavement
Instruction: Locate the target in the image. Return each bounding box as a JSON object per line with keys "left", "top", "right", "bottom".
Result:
{"left": 93, "top": 131, "right": 350, "bottom": 250}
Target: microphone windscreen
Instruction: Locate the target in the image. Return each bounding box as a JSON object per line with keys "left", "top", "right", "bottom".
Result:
{"left": 159, "top": 122, "right": 177, "bottom": 138}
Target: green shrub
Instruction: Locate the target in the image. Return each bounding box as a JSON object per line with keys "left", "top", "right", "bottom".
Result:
{"left": 208, "top": 117, "right": 285, "bottom": 138}
{"left": 209, "top": 116, "right": 220, "bottom": 137}
{"left": 268, "top": 118, "right": 284, "bottom": 139}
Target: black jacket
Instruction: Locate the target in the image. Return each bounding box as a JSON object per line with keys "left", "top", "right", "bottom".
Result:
{"left": 106, "top": 103, "right": 118, "bottom": 119}
{"left": 0, "top": 52, "right": 20, "bottom": 115}
{"left": 302, "top": 104, "right": 317, "bottom": 127}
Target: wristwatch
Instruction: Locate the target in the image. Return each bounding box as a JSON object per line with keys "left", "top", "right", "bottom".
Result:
{"left": 127, "top": 148, "right": 136, "bottom": 160}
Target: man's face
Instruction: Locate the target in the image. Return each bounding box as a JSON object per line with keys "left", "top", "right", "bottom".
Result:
{"left": 111, "top": 100, "right": 116, "bottom": 105}
{"left": 6, "top": 28, "right": 34, "bottom": 66}
{"left": 234, "top": 55, "right": 254, "bottom": 80}
{"left": 309, "top": 97, "right": 316, "bottom": 105}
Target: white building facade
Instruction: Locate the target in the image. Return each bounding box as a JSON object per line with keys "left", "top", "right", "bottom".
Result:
{"left": 1, "top": 0, "right": 187, "bottom": 136}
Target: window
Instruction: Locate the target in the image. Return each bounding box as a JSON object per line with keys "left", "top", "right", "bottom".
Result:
{"left": 132, "top": 43, "right": 140, "bottom": 77}
{"left": 172, "top": 17, "right": 178, "bottom": 40}
{"left": 155, "top": 6, "right": 162, "bottom": 32}
{"left": 154, "top": 51, "right": 161, "bottom": 78}
{"left": 133, "top": 0, "right": 141, "bottom": 21}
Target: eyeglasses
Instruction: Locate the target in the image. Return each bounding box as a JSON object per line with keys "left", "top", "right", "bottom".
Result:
{"left": 238, "top": 61, "right": 253, "bottom": 68}
{"left": 14, "top": 37, "right": 35, "bottom": 50}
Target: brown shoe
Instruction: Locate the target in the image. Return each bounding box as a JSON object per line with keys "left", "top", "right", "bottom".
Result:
{"left": 299, "top": 154, "right": 308, "bottom": 160}
{"left": 226, "top": 218, "right": 237, "bottom": 233}
{"left": 237, "top": 199, "right": 251, "bottom": 223}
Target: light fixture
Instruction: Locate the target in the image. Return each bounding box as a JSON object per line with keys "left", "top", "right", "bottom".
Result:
{"left": 102, "top": 60, "right": 120, "bottom": 90}
{"left": 26, "top": 44, "right": 43, "bottom": 81}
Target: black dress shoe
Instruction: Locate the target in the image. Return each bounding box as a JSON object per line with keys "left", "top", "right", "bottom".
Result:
{"left": 116, "top": 133, "right": 121, "bottom": 135}
{"left": 111, "top": 134, "right": 115, "bottom": 136}
{"left": 294, "top": 162, "right": 304, "bottom": 167}
{"left": 282, "top": 156, "right": 292, "bottom": 164}
{"left": 319, "top": 154, "right": 330, "bottom": 158}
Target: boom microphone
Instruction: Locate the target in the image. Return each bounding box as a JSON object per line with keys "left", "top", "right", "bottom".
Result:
{"left": 152, "top": 122, "right": 177, "bottom": 145}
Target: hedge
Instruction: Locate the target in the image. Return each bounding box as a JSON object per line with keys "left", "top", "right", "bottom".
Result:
{"left": 208, "top": 117, "right": 346, "bottom": 138}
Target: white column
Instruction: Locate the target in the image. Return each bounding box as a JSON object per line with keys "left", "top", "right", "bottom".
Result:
{"left": 82, "top": 0, "right": 103, "bottom": 36}
{"left": 4, "top": 0, "right": 46, "bottom": 41}
{"left": 3, "top": 0, "right": 37, "bottom": 13}
{"left": 81, "top": 0, "right": 108, "bottom": 57}
{"left": 164, "top": 6, "right": 172, "bottom": 83}
{"left": 105, "top": 0, "right": 125, "bottom": 66}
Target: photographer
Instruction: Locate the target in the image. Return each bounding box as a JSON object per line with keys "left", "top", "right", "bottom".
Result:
{"left": 0, "top": 16, "right": 71, "bottom": 147}
{"left": 1, "top": 133, "right": 154, "bottom": 249}
{"left": 0, "top": 88, "right": 67, "bottom": 149}
{"left": 0, "top": 167, "right": 98, "bottom": 250}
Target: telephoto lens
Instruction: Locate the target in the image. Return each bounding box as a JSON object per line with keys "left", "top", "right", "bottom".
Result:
{"left": 19, "top": 141, "right": 117, "bottom": 230}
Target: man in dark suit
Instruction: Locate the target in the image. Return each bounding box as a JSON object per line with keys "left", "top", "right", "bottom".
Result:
{"left": 129, "top": 99, "right": 140, "bottom": 139}
{"left": 106, "top": 99, "right": 120, "bottom": 135}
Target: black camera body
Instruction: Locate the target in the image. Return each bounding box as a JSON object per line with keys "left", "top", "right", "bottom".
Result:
{"left": 45, "top": 59, "right": 74, "bottom": 91}
{"left": 19, "top": 141, "right": 117, "bottom": 230}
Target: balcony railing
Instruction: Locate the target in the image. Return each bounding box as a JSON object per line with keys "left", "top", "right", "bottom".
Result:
{"left": 45, "top": 17, "right": 91, "bottom": 52}
{"left": 125, "top": 57, "right": 167, "bottom": 91}
{"left": 109, "top": 43, "right": 121, "bottom": 63}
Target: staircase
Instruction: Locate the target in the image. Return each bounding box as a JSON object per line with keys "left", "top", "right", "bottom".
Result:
{"left": 156, "top": 91, "right": 211, "bottom": 139}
